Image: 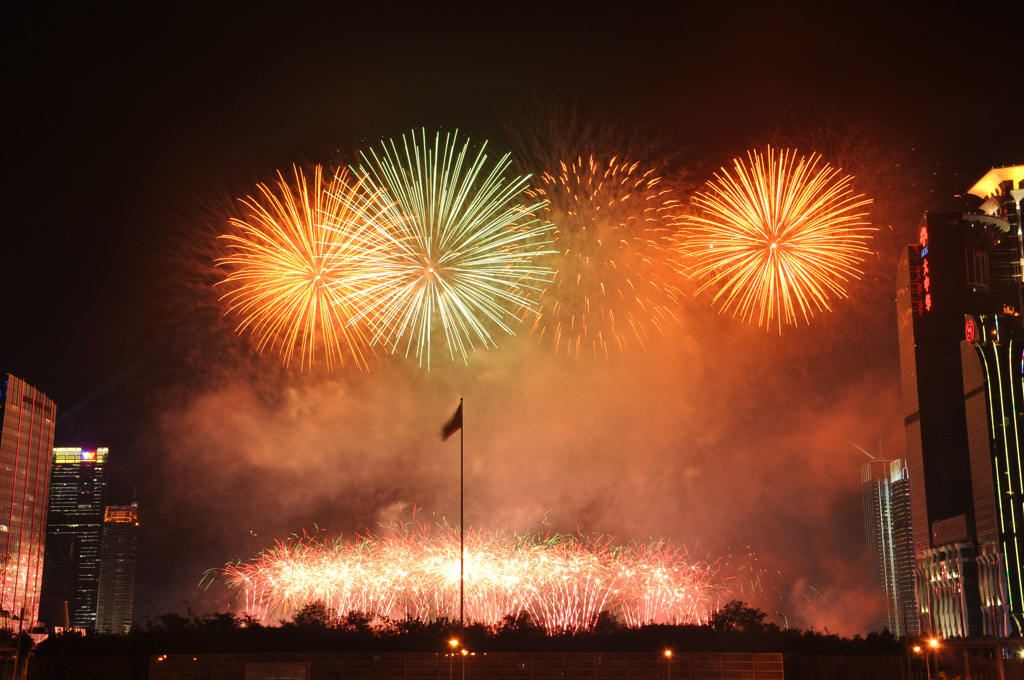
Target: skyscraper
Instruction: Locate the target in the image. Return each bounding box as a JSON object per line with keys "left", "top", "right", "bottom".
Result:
{"left": 0, "top": 374, "right": 56, "bottom": 633}
{"left": 95, "top": 502, "right": 138, "bottom": 634}
{"left": 896, "top": 165, "right": 1023, "bottom": 638}
{"left": 39, "top": 447, "right": 109, "bottom": 632}
{"left": 861, "top": 458, "right": 918, "bottom": 635}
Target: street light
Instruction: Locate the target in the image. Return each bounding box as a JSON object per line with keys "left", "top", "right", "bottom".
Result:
{"left": 912, "top": 644, "right": 930, "bottom": 680}
{"left": 664, "top": 650, "right": 672, "bottom": 680}
{"left": 927, "top": 638, "right": 940, "bottom": 680}
{"left": 448, "top": 639, "right": 459, "bottom": 680}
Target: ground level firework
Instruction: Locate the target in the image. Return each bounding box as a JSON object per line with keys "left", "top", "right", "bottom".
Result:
{"left": 223, "top": 523, "right": 726, "bottom": 632}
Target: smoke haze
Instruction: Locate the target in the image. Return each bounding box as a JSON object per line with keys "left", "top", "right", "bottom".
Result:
{"left": 144, "top": 207, "right": 910, "bottom": 635}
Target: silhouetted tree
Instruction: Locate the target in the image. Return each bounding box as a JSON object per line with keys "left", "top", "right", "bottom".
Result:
{"left": 292, "top": 601, "right": 334, "bottom": 628}
{"left": 710, "top": 601, "right": 767, "bottom": 634}
{"left": 497, "top": 611, "right": 544, "bottom": 636}
{"left": 338, "top": 610, "right": 372, "bottom": 633}
{"left": 591, "top": 611, "right": 623, "bottom": 636}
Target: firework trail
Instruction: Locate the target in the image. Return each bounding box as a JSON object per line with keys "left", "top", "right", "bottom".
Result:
{"left": 223, "top": 523, "right": 725, "bottom": 632}
{"left": 524, "top": 155, "right": 686, "bottom": 359}
{"left": 681, "top": 147, "right": 874, "bottom": 333}
{"left": 338, "top": 129, "right": 554, "bottom": 369}
{"left": 216, "top": 165, "right": 375, "bottom": 371}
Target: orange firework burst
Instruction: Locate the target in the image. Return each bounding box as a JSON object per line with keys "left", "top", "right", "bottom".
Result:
{"left": 525, "top": 155, "right": 685, "bottom": 359}
{"left": 216, "top": 165, "right": 374, "bottom": 371}
{"left": 681, "top": 147, "right": 874, "bottom": 332}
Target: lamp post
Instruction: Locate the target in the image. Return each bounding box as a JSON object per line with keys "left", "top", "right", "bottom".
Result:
{"left": 448, "top": 639, "right": 459, "bottom": 680}
{"left": 928, "top": 638, "right": 940, "bottom": 680}
{"left": 912, "top": 645, "right": 927, "bottom": 680}
{"left": 664, "top": 650, "right": 672, "bottom": 680}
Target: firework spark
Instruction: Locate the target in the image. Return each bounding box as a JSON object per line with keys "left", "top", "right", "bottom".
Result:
{"left": 216, "top": 165, "right": 374, "bottom": 370}
{"left": 223, "top": 523, "right": 725, "bottom": 632}
{"left": 681, "top": 147, "right": 874, "bottom": 332}
{"left": 524, "top": 156, "right": 686, "bottom": 359}
{"left": 338, "top": 129, "right": 554, "bottom": 369}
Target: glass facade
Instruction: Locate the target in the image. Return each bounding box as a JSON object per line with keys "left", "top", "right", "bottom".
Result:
{"left": 861, "top": 458, "right": 918, "bottom": 635}
{"left": 889, "top": 461, "right": 918, "bottom": 635}
{"left": 39, "top": 447, "right": 109, "bottom": 631}
{"left": 95, "top": 503, "right": 138, "bottom": 634}
{"left": 0, "top": 374, "right": 56, "bottom": 632}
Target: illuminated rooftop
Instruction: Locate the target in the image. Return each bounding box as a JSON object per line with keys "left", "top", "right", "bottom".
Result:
{"left": 53, "top": 446, "right": 109, "bottom": 464}
{"left": 968, "top": 165, "right": 1024, "bottom": 199}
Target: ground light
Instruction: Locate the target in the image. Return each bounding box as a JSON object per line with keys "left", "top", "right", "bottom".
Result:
{"left": 447, "top": 639, "right": 459, "bottom": 680}
{"left": 927, "top": 638, "right": 940, "bottom": 680}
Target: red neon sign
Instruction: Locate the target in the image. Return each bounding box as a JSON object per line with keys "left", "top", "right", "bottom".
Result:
{"left": 916, "top": 226, "right": 932, "bottom": 315}
{"left": 965, "top": 317, "right": 978, "bottom": 343}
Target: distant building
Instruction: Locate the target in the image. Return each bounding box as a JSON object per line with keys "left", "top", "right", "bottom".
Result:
{"left": 896, "top": 164, "right": 1023, "bottom": 637}
{"left": 39, "top": 447, "right": 109, "bottom": 632}
{"left": 95, "top": 502, "right": 139, "bottom": 634}
{"left": 0, "top": 374, "right": 56, "bottom": 632}
{"left": 861, "top": 458, "right": 918, "bottom": 635}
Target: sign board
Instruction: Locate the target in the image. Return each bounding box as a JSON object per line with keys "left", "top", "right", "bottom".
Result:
{"left": 932, "top": 515, "right": 968, "bottom": 546}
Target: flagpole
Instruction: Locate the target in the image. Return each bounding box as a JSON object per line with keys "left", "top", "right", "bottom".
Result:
{"left": 459, "top": 397, "right": 464, "bottom": 636}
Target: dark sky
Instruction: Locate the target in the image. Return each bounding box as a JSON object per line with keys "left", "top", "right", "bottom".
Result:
{"left": 4, "top": 2, "right": 1023, "bottom": 633}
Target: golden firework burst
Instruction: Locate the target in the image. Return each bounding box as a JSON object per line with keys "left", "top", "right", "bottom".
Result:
{"left": 681, "top": 147, "right": 874, "bottom": 332}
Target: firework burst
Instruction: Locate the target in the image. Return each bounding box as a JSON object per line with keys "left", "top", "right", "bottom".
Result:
{"left": 223, "top": 523, "right": 725, "bottom": 632}
{"left": 681, "top": 147, "right": 874, "bottom": 332}
{"left": 339, "top": 129, "right": 554, "bottom": 369}
{"left": 524, "top": 155, "right": 686, "bottom": 359}
{"left": 216, "top": 165, "right": 374, "bottom": 371}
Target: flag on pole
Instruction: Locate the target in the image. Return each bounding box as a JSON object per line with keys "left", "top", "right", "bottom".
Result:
{"left": 441, "top": 402, "right": 463, "bottom": 440}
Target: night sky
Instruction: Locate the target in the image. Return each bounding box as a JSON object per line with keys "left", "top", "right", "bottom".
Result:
{"left": 5, "top": 3, "right": 1023, "bottom": 634}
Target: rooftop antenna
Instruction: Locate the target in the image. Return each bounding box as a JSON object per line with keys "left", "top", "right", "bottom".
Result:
{"left": 850, "top": 440, "right": 878, "bottom": 460}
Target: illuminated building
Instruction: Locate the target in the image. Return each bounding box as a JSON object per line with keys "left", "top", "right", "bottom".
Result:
{"left": 861, "top": 458, "right": 918, "bottom": 635}
{"left": 95, "top": 502, "right": 138, "bottom": 634}
{"left": 0, "top": 374, "right": 56, "bottom": 632}
{"left": 39, "top": 447, "right": 109, "bottom": 632}
{"left": 897, "top": 164, "right": 1023, "bottom": 638}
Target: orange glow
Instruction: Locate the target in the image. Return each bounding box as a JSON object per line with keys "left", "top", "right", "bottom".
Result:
{"left": 928, "top": 638, "right": 939, "bottom": 648}
{"left": 967, "top": 165, "right": 1024, "bottom": 199}
{"left": 913, "top": 645, "right": 922, "bottom": 653}
{"left": 682, "top": 147, "right": 874, "bottom": 333}
{"left": 216, "top": 165, "right": 376, "bottom": 371}
{"left": 524, "top": 155, "right": 685, "bottom": 359}
{"left": 664, "top": 650, "right": 672, "bottom": 658}
{"left": 224, "top": 523, "right": 722, "bottom": 632}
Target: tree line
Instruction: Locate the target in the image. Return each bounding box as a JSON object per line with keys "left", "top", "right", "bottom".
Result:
{"left": 29, "top": 600, "right": 903, "bottom": 658}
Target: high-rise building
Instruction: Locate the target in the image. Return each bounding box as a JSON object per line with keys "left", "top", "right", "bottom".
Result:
{"left": 896, "top": 164, "right": 1023, "bottom": 638}
{"left": 889, "top": 460, "right": 918, "bottom": 635}
{"left": 861, "top": 458, "right": 918, "bottom": 635}
{"left": 39, "top": 447, "right": 109, "bottom": 631}
{"left": 95, "top": 502, "right": 138, "bottom": 634}
{"left": 0, "top": 374, "right": 56, "bottom": 633}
